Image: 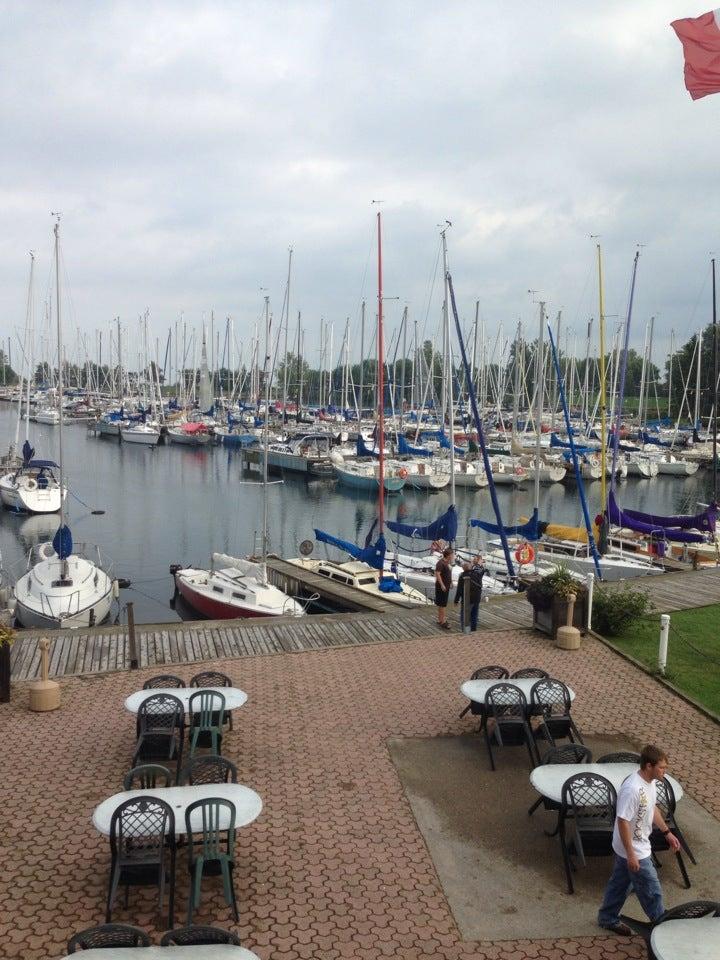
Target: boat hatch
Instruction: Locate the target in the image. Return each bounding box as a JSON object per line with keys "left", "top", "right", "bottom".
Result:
{"left": 232, "top": 592, "right": 246, "bottom": 600}
{"left": 212, "top": 586, "right": 224, "bottom": 594}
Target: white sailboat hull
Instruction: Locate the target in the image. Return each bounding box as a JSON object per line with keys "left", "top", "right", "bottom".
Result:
{"left": 14, "top": 552, "right": 115, "bottom": 629}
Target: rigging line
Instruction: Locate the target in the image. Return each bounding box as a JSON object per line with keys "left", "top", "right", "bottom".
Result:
{"left": 668, "top": 621, "right": 720, "bottom": 666}
{"left": 126, "top": 583, "right": 175, "bottom": 608}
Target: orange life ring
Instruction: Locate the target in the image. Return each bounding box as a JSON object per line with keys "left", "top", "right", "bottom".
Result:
{"left": 514, "top": 542, "right": 535, "bottom": 565}
{"left": 398, "top": 467, "right": 408, "bottom": 479}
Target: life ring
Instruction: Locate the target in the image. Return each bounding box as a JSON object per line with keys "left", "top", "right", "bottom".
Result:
{"left": 25, "top": 478, "right": 37, "bottom": 490}
{"left": 514, "top": 466, "right": 524, "bottom": 476}
{"left": 514, "top": 542, "right": 535, "bottom": 565}
{"left": 398, "top": 467, "right": 408, "bottom": 479}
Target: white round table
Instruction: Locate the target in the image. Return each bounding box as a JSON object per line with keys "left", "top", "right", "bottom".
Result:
{"left": 93, "top": 783, "right": 263, "bottom": 836}
{"left": 650, "top": 917, "right": 720, "bottom": 960}
{"left": 461, "top": 677, "right": 576, "bottom": 704}
{"left": 125, "top": 686, "right": 248, "bottom": 714}
{"left": 530, "top": 763, "right": 684, "bottom": 805}
{"left": 61, "top": 946, "right": 260, "bottom": 959}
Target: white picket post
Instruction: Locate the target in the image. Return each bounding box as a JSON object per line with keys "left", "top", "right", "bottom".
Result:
{"left": 658, "top": 614, "right": 670, "bottom": 675}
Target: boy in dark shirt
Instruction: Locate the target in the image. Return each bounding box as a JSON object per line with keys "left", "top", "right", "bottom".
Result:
{"left": 454, "top": 556, "right": 486, "bottom": 631}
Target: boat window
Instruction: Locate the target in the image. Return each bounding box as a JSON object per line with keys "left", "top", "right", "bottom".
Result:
{"left": 358, "top": 576, "right": 376, "bottom": 585}
{"left": 330, "top": 573, "right": 351, "bottom": 584}
{"left": 212, "top": 586, "right": 224, "bottom": 594}
{"left": 232, "top": 592, "right": 246, "bottom": 600}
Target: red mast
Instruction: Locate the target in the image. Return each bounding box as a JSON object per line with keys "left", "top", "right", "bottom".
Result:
{"left": 377, "top": 210, "right": 385, "bottom": 533}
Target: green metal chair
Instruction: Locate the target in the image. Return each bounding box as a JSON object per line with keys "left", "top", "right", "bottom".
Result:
{"left": 123, "top": 764, "right": 173, "bottom": 790}
{"left": 188, "top": 690, "right": 225, "bottom": 757}
{"left": 185, "top": 797, "right": 238, "bottom": 923}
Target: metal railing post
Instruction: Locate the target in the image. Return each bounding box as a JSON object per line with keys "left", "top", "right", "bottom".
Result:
{"left": 658, "top": 614, "right": 670, "bottom": 675}
{"left": 127, "top": 601, "right": 138, "bottom": 670}
{"left": 463, "top": 576, "right": 471, "bottom": 633}
{"left": 585, "top": 572, "right": 594, "bottom": 631}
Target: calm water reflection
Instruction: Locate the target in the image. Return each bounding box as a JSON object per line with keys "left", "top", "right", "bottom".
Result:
{"left": 0, "top": 405, "right": 714, "bottom": 625}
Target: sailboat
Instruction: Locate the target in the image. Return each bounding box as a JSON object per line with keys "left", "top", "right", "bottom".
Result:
{"left": 13, "top": 218, "right": 117, "bottom": 629}
{"left": 171, "top": 296, "right": 304, "bottom": 619}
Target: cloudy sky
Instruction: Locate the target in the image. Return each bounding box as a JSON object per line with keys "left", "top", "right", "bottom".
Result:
{"left": 0, "top": 1, "right": 717, "bottom": 372}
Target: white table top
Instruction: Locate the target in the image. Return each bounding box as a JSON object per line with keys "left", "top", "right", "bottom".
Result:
{"left": 125, "top": 686, "right": 248, "bottom": 714}
{"left": 650, "top": 917, "right": 720, "bottom": 960}
{"left": 530, "top": 763, "right": 684, "bottom": 805}
{"left": 92, "top": 783, "right": 263, "bottom": 836}
{"left": 461, "top": 677, "right": 575, "bottom": 704}
{"left": 60, "top": 946, "right": 260, "bottom": 959}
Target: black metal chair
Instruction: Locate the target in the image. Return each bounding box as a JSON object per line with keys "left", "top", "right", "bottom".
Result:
{"left": 597, "top": 751, "right": 641, "bottom": 763}
{"left": 191, "top": 671, "right": 234, "bottom": 729}
{"left": 528, "top": 743, "right": 593, "bottom": 818}
{"left": 623, "top": 900, "right": 720, "bottom": 959}
{"left": 458, "top": 665, "right": 509, "bottom": 719}
{"left": 483, "top": 683, "right": 536, "bottom": 770}
{"left": 143, "top": 675, "right": 186, "bottom": 690}
{"left": 558, "top": 772, "right": 616, "bottom": 894}
{"left": 510, "top": 667, "right": 549, "bottom": 679}
{"left": 123, "top": 764, "right": 173, "bottom": 790}
{"left": 67, "top": 923, "right": 152, "bottom": 951}
{"left": 650, "top": 777, "right": 696, "bottom": 888}
{"left": 133, "top": 693, "right": 185, "bottom": 779}
{"left": 106, "top": 797, "right": 176, "bottom": 927}
{"left": 160, "top": 925, "right": 242, "bottom": 946}
{"left": 530, "top": 678, "right": 584, "bottom": 749}
{"left": 185, "top": 798, "right": 239, "bottom": 923}
{"left": 180, "top": 755, "right": 238, "bottom": 786}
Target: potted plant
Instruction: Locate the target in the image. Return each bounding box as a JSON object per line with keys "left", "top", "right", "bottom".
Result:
{"left": 0, "top": 616, "right": 14, "bottom": 703}
{"left": 525, "top": 564, "right": 587, "bottom": 641}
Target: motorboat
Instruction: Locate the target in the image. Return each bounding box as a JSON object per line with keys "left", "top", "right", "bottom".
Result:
{"left": 286, "top": 556, "right": 431, "bottom": 607}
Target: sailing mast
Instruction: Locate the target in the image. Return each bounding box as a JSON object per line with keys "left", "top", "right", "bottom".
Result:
{"left": 261, "top": 295, "right": 270, "bottom": 585}
{"left": 376, "top": 211, "right": 385, "bottom": 534}
{"left": 52, "top": 215, "right": 69, "bottom": 580}
{"left": 441, "top": 226, "right": 456, "bottom": 511}
{"left": 597, "top": 242, "right": 608, "bottom": 509}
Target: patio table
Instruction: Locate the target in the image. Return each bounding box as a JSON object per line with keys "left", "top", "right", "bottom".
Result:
{"left": 60, "top": 946, "right": 260, "bottom": 959}
{"left": 530, "top": 763, "right": 684, "bottom": 805}
{"left": 650, "top": 917, "right": 720, "bottom": 960}
{"left": 125, "top": 687, "right": 248, "bottom": 714}
{"left": 93, "top": 783, "right": 263, "bottom": 836}
{"left": 461, "top": 678, "right": 576, "bottom": 705}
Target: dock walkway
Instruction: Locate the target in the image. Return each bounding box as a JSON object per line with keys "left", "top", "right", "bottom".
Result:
{"left": 9, "top": 565, "right": 720, "bottom": 682}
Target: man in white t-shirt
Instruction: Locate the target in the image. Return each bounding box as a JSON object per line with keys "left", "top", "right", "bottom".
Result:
{"left": 598, "top": 744, "right": 681, "bottom": 935}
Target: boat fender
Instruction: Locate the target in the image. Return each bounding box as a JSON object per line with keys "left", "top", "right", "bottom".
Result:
{"left": 398, "top": 467, "right": 408, "bottom": 479}
{"left": 117, "top": 577, "right": 131, "bottom": 589}
{"left": 514, "top": 466, "right": 523, "bottom": 476}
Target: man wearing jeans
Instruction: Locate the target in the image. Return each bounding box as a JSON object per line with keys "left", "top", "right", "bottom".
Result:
{"left": 598, "top": 744, "right": 681, "bottom": 935}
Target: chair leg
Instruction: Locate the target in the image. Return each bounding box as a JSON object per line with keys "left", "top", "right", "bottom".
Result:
{"left": 675, "top": 851, "right": 691, "bottom": 889}
{"left": 482, "top": 721, "right": 495, "bottom": 771}
{"left": 559, "top": 826, "right": 575, "bottom": 894}
{"left": 673, "top": 825, "right": 697, "bottom": 865}
{"left": 528, "top": 796, "right": 543, "bottom": 817}
{"left": 228, "top": 865, "right": 239, "bottom": 922}
{"left": 569, "top": 717, "right": 584, "bottom": 744}
{"left": 168, "top": 845, "right": 176, "bottom": 928}
{"left": 106, "top": 861, "right": 120, "bottom": 923}
{"left": 459, "top": 704, "right": 470, "bottom": 719}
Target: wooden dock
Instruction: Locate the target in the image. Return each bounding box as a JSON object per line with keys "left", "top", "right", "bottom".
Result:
{"left": 8, "top": 565, "right": 720, "bottom": 683}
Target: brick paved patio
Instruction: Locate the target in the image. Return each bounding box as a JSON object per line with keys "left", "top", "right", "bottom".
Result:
{"left": 1, "top": 625, "right": 718, "bottom": 960}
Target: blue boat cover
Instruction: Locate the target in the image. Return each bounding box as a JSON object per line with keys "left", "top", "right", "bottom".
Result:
{"left": 606, "top": 492, "right": 712, "bottom": 542}
{"left": 469, "top": 508, "right": 540, "bottom": 540}
{"left": 314, "top": 529, "right": 386, "bottom": 570}
{"left": 641, "top": 430, "right": 672, "bottom": 447}
{"left": 28, "top": 459, "right": 59, "bottom": 469}
{"left": 439, "top": 432, "right": 467, "bottom": 456}
{"left": 386, "top": 505, "right": 458, "bottom": 542}
{"left": 22, "top": 440, "right": 35, "bottom": 465}
{"left": 550, "top": 433, "right": 598, "bottom": 454}
{"left": 378, "top": 576, "right": 403, "bottom": 593}
{"left": 397, "top": 435, "right": 433, "bottom": 457}
{"left": 356, "top": 435, "right": 380, "bottom": 458}
{"left": 52, "top": 524, "right": 73, "bottom": 559}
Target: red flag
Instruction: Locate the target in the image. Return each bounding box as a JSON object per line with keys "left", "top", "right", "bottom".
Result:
{"left": 672, "top": 10, "right": 720, "bottom": 99}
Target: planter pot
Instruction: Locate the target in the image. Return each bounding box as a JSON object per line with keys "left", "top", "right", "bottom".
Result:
{"left": 0, "top": 642, "right": 10, "bottom": 703}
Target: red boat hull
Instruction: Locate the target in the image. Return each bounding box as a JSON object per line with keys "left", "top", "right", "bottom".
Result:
{"left": 175, "top": 576, "right": 273, "bottom": 620}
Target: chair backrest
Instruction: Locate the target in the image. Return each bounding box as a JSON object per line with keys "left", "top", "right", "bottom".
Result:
{"left": 143, "top": 674, "right": 186, "bottom": 689}
{"left": 123, "top": 764, "right": 173, "bottom": 790}
{"left": 189, "top": 690, "right": 226, "bottom": 729}
{"left": 180, "top": 755, "right": 238, "bottom": 786}
{"left": 530, "top": 678, "right": 572, "bottom": 716}
{"left": 138, "top": 693, "right": 184, "bottom": 735}
{"left": 485, "top": 682, "right": 528, "bottom": 721}
{"left": 561, "top": 773, "right": 616, "bottom": 830}
{"left": 596, "top": 751, "right": 641, "bottom": 764}
{"left": 160, "top": 925, "right": 242, "bottom": 946}
{"left": 542, "top": 744, "right": 592, "bottom": 765}
{"left": 470, "top": 665, "right": 509, "bottom": 680}
{"left": 110, "top": 797, "right": 174, "bottom": 860}
{"left": 655, "top": 900, "right": 720, "bottom": 924}
{"left": 655, "top": 776, "right": 677, "bottom": 819}
{"left": 185, "top": 798, "right": 236, "bottom": 862}
{"left": 510, "top": 667, "right": 549, "bottom": 679}
{"left": 68, "top": 923, "right": 152, "bottom": 952}
{"left": 190, "top": 671, "right": 232, "bottom": 688}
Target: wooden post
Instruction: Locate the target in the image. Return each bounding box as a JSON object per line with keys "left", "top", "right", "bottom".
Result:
{"left": 127, "top": 602, "right": 138, "bottom": 669}
{"left": 0, "top": 611, "right": 12, "bottom": 703}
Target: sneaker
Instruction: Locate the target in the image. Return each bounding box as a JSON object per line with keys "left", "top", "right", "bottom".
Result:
{"left": 599, "top": 921, "right": 633, "bottom": 936}
{"left": 440, "top": 622, "right": 452, "bottom": 631}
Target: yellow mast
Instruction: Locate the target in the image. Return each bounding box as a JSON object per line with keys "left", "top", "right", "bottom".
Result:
{"left": 597, "top": 243, "right": 607, "bottom": 510}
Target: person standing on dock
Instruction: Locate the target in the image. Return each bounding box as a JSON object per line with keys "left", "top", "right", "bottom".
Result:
{"left": 454, "top": 556, "right": 485, "bottom": 632}
{"left": 597, "top": 744, "right": 681, "bottom": 935}
{"left": 434, "top": 547, "right": 454, "bottom": 630}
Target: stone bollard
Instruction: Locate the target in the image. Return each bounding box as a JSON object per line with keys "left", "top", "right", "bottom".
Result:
{"left": 28, "top": 638, "right": 61, "bottom": 712}
{"left": 555, "top": 595, "right": 581, "bottom": 650}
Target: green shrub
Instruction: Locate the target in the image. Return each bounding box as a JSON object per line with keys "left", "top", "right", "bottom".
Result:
{"left": 592, "top": 583, "right": 653, "bottom": 635}
{"left": 525, "top": 563, "right": 584, "bottom": 609}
